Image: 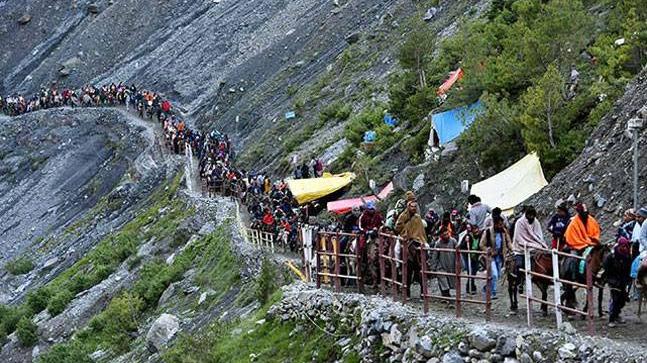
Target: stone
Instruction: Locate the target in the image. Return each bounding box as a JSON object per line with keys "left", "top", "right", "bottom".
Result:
{"left": 31, "top": 345, "right": 40, "bottom": 359}
{"left": 42, "top": 257, "right": 59, "bottom": 270}
{"left": 558, "top": 321, "right": 576, "bottom": 335}
{"left": 423, "top": 7, "right": 439, "bottom": 21}
{"left": 519, "top": 353, "right": 532, "bottom": 363}
{"left": 158, "top": 283, "right": 176, "bottom": 306}
{"left": 468, "top": 349, "right": 483, "bottom": 359}
{"left": 88, "top": 4, "right": 100, "bottom": 14}
{"left": 442, "top": 350, "right": 463, "bottom": 363}
{"left": 18, "top": 14, "right": 32, "bottom": 25}
{"left": 89, "top": 350, "right": 108, "bottom": 361}
{"left": 345, "top": 32, "right": 360, "bottom": 44}
{"left": 503, "top": 358, "right": 519, "bottom": 363}
{"left": 413, "top": 173, "right": 425, "bottom": 191}
{"left": 468, "top": 328, "right": 496, "bottom": 352}
{"left": 146, "top": 314, "right": 180, "bottom": 352}
{"left": 59, "top": 67, "right": 71, "bottom": 77}
{"left": 458, "top": 341, "right": 469, "bottom": 354}
{"left": 532, "top": 351, "right": 543, "bottom": 362}
{"left": 558, "top": 343, "right": 577, "bottom": 359}
{"left": 416, "top": 335, "right": 434, "bottom": 358}
{"left": 496, "top": 336, "right": 516, "bottom": 356}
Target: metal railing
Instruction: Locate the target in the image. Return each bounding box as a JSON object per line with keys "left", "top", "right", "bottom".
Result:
{"left": 314, "top": 231, "right": 363, "bottom": 293}
{"left": 519, "top": 244, "right": 595, "bottom": 335}
{"left": 419, "top": 245, "right": 492, "bottom": 320}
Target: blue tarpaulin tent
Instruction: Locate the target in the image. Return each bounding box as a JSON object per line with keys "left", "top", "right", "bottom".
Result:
{"left": 363, "top": 130, "right": 377, "bottom": 143}
{"left": 383, "top": 114, "right": 397, "bottom": 127}
{"left": 431, "top": 100, "right": 484, "bottom": 144}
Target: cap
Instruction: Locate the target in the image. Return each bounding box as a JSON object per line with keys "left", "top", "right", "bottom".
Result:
{"left": 366, "top": 201, "right": 376, "bottom": 210}
{"left": 638, "top": 207, "right": 647, "bottom": 218}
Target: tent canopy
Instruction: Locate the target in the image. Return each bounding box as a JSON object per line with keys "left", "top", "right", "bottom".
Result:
{"left": 431, "top": 100, "right": 484, "bottom": 145}
{"left": 470, "top": 153, "right": 548, "bottom": 213}
{"left": 287, "top": 172, "right": 356, "bottom": 205}
{"left": 437, "top": 68, "right": 464, "bottom": 96}
{"left": 327, "top": 182, "right": 394, "bottom": 215}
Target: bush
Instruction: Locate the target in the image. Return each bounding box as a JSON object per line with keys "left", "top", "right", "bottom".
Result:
{"left": 88, "top": 293, "right": 143, "bottom": 353}
{"left": 26, "top": 287, "right": 52, "bottom": 315}
{"left": 0, "top": 305, "right": 26, "bottom": 335}
{"left": 5, "top": 256, "right": 34, "bottom": 275}
{"left": 37, "top": 341, "right": 93, "bottom": 363}
{"left": 319, "top": 102, "right": 352, "bottom": 124}
{"left": 255, "top": 258, "right": 278, "bottom": 305}
{"left": 16, "top": 316, "right": 38, "bottom": 347}
{"left": 47, "top": 290, "right": 74, "bottom": 317}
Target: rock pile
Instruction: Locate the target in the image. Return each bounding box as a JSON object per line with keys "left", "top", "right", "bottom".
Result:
{"left": 270, "top": 282, "right": 646, "bottom": 362}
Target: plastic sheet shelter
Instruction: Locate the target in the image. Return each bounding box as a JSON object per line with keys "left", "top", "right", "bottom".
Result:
{"left": 437, "top": 68, "right": 464, "bottom": 96}
{"left": 287, "top": 172, "right": 356, "bottom": 205}
{"left": 326, "top": 182, "right": 394, "bottom": 215}
{"left": 430, "top": 100, "right": 484, "bottom": 145}
{"left": 470, "top": 153, "right": 548, "bottom": 213}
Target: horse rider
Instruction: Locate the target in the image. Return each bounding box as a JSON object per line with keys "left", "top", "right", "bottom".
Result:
{"left": 564, "top": 202, "right": 601, "bottom": 253}
{"left": 510, "top": 206, "right": 548, "bottom": 311}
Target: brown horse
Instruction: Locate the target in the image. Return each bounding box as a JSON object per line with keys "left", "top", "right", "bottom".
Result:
{"left": 561, "top": 244, "right": 610, "bottom": 317}
{"left": 508, "top": 245, "right": 609, "bottom": 316}
{"left": 406, "top": 240, "right": 423, "bottom": 298}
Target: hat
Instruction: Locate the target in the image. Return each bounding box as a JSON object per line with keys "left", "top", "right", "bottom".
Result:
{"left": 638, "top": 207, "right": 647, "bottom": 218}
{"left": 405, "top": 191, "right": 416, "bottom": 203}
{"left": 366, "top": 201, "right": 376, "bottom": 210}
{"left": 624, "top": 208, "right": 635, "bottom": 217}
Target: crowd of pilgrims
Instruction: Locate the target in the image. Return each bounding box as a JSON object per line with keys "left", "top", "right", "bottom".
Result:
{"left": 0, "top": 83, "right": 173, "bottom": 118}
{"left": 4, "top": 83, "right": 646, "bottom": 327}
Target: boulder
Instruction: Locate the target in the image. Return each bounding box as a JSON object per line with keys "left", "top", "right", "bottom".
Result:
{"left": 18, "top": 15, "right": 32, "bottom": 25}
{"left": 441, "top": 350, "right": 463, "bottom": 363}
{"left": 345, "top": 32, "right": 360, "bottom": 44}
{"left": 415, "top": 335, "right": 433, "bottom": 358}
{"left": 146, "top": 314, "right": 180, "bottom": 352}
{"left": 558, "top": 343, "right": 577, "bottom": 360}
{"left": 88, "top": 4, "right": 100, "bottom": 14}
{"left": 468, "top": 328, "right": 496, "bottom": 352}
{"left": 42, "top": 257, "right": 59, "bottom": 270}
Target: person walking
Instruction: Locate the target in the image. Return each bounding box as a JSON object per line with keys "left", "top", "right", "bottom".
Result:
{"left": 431, "top": 228, "right": 457, "bottom": 297}
{"left": 604, "top": 237, "right": 632, "bottom": 327}
{"left": 480, "top": 216, "right": 511, "bottom": 299}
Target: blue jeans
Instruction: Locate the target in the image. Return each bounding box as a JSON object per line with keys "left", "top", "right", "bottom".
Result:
{"left": 483, "top": 255, "right": 502, "bottom": 296}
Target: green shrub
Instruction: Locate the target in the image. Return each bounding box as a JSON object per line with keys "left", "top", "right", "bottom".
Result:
{"left": 16, "top": 316, "right": 38, "bottom": 347}
{"left": 133, "top": 261, "right": 173, "bottom": 308}
{"left": 26, "top": 287, "right": 52, "bottom": 315}
{"left": 47, "top": 290, "right": 74, "bottom": 317}
{"left": 88, "top": 293, "right": 144, "bottom": 353}
{"left": 37, "top": 341, "right": 93, "bottom": 363}
{"left": 319, "top": 102, "right": 352, "bottom": 124}
{"left": 0, "top": 305, "right": 26, "bottom": 335}
{"left": 255, "top": 258, "right": 278, "bottom": 305}
{"left": 5, "top": 256, "right": 34, "bottom": 275}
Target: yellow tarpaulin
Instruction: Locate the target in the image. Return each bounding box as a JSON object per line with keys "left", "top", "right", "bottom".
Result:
{"left": 287, "top": 172, "right": 356, "bottom": 205}
{"left": 470, "top": 153, "right": 548, "bottom": 213}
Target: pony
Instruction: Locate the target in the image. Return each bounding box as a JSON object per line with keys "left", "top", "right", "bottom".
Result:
{"left": 507, "top": 245, "right": 609, "bottom": 317}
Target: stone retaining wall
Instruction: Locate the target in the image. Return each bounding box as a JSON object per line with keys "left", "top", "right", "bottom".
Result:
{"left": 270, "top": 283, "right": 645, "bottom": 363}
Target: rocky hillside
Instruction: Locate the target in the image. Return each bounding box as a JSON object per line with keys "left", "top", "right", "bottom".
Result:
{"left": 528, "top": 69, "right": 647, "bottom": 238}
{"left": 0, "top": 107, "right": 177, "bottom": 304}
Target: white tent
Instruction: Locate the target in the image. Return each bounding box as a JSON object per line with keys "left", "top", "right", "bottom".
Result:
{"left": 470, "top": 153, "right": 548, "bottom": 213}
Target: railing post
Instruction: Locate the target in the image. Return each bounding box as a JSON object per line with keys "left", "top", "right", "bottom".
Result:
{"left": 551, "top": 249, "right": 563, "bottom": 328}
{"left": 334, "top": 235, "right": 341, "bottom": 293}
{"left": 315, "top": 232, "right": 321, "bottom": 289}
{"left": 378, "top": 235, "right": 385, "bottom": 295}
{"left": 391, "top": 237, "right": 397, "bottom": 299}
{"left": 585, "top": 255, "right": 595, "bottom": 336}
{"left": 420, "top": 243, "right": 429, "bottom": 314}
{"left": 524, "top": 244, "right": 533, "bottom": 328}
{"left": 402, "top": 238, "right": 408, "bottom": 304}
{"left": 356, "top": 233, "right": 363, "bottom": 293}
{"left": 455, "top": 246, "right": 462, "bottom": 318}
{"left": 485, "top": 248, "right": 492, "bottom": 321}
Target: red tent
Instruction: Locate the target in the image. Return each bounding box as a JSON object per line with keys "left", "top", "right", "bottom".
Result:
{"left": 326, "top": 182, "right": 394, "bottom": 215}
{"left": 436, "top": 68, "right": 464, "bottom": 96}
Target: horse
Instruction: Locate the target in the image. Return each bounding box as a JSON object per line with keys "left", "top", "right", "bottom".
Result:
{"left": 560, "top": 244, "right": 610, "bottom": 317}
{"left": 636, "top": 260, "right": 647, "bottom": 319}
{"left": 405, "top": 240, "right": 423, "bottom": 298}
{"left": 507, "top": 245, "right": 609, "bottom": 317}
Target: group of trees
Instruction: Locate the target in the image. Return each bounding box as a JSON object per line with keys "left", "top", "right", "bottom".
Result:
{"left": 390, "top": 0, "right": 646, "bottom": 177}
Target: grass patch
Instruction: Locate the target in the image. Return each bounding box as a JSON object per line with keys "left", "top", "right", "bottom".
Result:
{"left": 163, "top": 291, "right": 349, "bottom": 363}
{"left": 4, "top": 256, "right": 34, "bottom": 275}
{"left": 37, "top": 227, "right": 240, "bottom": 361}
{"left": 0, "top": 174, "right": 188, "bottom": 339}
